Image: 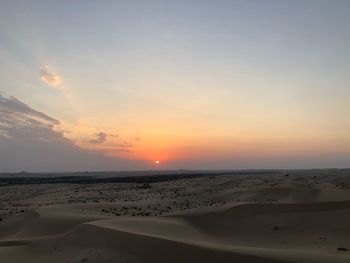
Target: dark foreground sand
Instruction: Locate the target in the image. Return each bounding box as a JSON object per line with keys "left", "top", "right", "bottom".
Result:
{"left": 0, "top": 169, "right": 350, "bottom": 263}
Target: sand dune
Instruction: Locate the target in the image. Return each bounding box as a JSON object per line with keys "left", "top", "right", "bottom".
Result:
{"left": 1, "top": 170, "right": 350, "bottom": 262}
{"left": 1, "top": 201, "right": 350, "bottom": 263}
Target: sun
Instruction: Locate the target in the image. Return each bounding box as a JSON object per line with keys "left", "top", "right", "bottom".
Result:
{"left": 154, "top": 160, "right": 160, "bottom": 164}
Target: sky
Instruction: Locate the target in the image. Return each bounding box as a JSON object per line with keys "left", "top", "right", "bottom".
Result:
{"left": 1, "top": 0, "right": 350, "bottom": 172}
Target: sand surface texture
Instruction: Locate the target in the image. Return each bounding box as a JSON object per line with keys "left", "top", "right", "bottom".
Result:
{"left": 0, "top": 169, "right": 350, "bottom": 262}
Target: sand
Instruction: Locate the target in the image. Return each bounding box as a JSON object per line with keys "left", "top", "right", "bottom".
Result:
{"left": 0, "top": 169, "right": 350, "bottom": 262}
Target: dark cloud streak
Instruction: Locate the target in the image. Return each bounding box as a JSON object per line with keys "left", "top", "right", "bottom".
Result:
{"left": 0, "top": 93, "right": 147, "bottom": 172}
{"left": 89, "top": 132, "right": 108, "bottom": 144}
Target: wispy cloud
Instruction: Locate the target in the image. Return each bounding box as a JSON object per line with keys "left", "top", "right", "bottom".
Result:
{"left": 40, "top": 65, "right": 63, "bottom": 89}
{"left": 89, "top": 132, "right": 107, "bottom": 144}
{"left": 89, "top": 132, "right": 119, "bottom": 144}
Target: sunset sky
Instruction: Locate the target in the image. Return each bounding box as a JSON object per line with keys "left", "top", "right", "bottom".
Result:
{"left": 1, "top": 0, "right": 350, "bottom": 172}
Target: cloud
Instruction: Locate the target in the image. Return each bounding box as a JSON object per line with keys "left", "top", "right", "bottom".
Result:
{"left": 88, "top": 132, "right": 119, "bottom": 144}
{"left": 89, "top": 132, "right": 108, "bottom": 144}
{"left": 0, "top": 93, "right": 147, "bottom": 172}
{"left": 40, "top": 65, "right": 63, "bottom": 89}
{"left": 0, "top": 93, "right": 61, "bottom": 140}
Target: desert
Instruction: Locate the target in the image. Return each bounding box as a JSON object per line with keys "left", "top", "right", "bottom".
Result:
{"left": 0, "top": 169, "right": 350, "bottom": 263}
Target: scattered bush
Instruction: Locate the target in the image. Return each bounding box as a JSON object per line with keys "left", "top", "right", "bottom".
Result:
{"left": 139, "top": 183, "right": 152, "bottom": 189}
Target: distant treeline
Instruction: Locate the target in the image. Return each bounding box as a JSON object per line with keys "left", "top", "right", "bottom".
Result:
{"left": 0, "top": 171, "right": 277, "bottom": 186}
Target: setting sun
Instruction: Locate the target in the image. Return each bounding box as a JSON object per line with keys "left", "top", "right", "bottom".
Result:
{"left": 155, "top": 160, "right": 160, "bottom": 164}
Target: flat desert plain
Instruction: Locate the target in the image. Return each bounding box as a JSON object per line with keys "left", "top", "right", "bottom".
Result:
{"left": 0, "top": 169, "right": 350, "bottom": 263}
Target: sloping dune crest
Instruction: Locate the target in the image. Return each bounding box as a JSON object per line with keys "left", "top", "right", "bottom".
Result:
{"left": 1, "top": 200, "right": 350, "bottom": 263}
